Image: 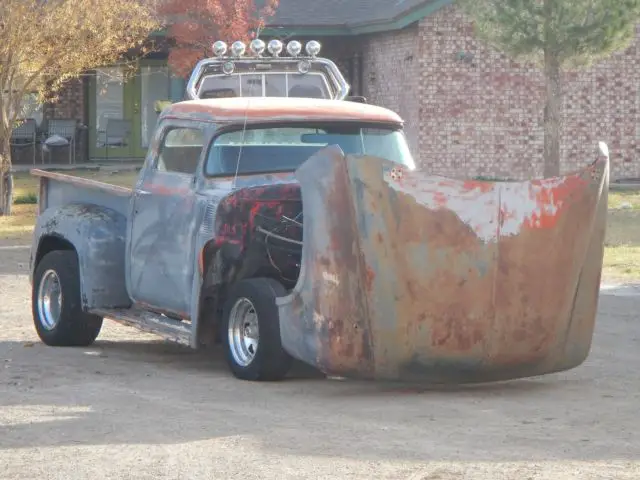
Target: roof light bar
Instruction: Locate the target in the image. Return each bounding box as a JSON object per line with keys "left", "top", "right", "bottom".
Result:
{"left": 210, "top": 39, "right": 322, "bottom": 59}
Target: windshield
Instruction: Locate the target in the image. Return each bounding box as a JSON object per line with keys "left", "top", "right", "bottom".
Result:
{"left": 205, "top": 124, "right": 415, "bottom": 176}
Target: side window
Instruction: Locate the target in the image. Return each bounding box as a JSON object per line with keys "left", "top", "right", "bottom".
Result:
{"left": 156, "top": 127, "right": 204, "bottom": 175}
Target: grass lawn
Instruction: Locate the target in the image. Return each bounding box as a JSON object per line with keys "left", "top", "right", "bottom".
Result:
{"left": 1, "top": 170, "right": 639, "bottom": 282}
{"left": 0, "top": 170, "right": 138, "bottom": 242}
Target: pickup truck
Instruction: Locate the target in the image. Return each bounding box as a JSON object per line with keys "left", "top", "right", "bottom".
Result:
{"left": 28, "top": 40, "right": 610, "bottom": 384}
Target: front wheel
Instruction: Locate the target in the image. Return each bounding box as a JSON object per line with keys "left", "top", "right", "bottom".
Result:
{"left": 32, "top": 250, "right": 103, "bottom": 346}
{"left": 222, "top": 277, "right": 292, "bottom": 381}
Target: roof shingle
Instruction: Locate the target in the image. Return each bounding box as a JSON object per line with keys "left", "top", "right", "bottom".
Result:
{"left": 262, "top": 0, "right": 438, "bottom": 28}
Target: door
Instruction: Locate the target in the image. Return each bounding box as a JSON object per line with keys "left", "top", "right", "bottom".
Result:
{"left": 90, "top": 62, "right": 184, "bottom": 161}
{"left": 138, "top": 64, "right": 173, "bottom": 156}
{"left": 127, "top": 124, "right": 206, "bottom": 317}
{"left": 89, "top": 66, "right": 138, "bottom": 159}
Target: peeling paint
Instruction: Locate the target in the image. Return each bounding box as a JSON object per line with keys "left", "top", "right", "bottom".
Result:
{"left": 384, "top": 168, "right": 589, "bottom": 243}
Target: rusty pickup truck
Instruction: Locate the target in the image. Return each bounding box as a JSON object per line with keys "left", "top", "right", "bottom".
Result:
{"left": 28, "top": 39, "right": 610, "bottom": 383}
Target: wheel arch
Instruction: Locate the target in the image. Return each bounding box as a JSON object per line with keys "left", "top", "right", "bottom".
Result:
{"left": 31, "top": 204, "right": 132, "bottom": 311}
{"left": 195, "top": 239, "right": 287, "bottom": 346}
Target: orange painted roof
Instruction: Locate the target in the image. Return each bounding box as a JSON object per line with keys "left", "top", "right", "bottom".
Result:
{"left": 163, "top": 97, "right": 403, "bottom": 125}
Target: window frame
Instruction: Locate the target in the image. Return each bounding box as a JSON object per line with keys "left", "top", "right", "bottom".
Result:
{"left": 201, "top": 120, "right": 407, "bottom": 179}
{"left": 153, "top": 124, "right": 207, "bottom": 176}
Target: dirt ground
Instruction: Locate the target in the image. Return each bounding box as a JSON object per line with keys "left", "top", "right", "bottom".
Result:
{"left": 1, "top": 241, "right": 639, "bottom": 480}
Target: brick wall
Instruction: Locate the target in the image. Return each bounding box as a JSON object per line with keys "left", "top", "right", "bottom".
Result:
{"left": 361, "top": 5, "right": 640, "bottom": 180}
{"left": 43, "top": 78, "right": 86, "bottom": 122}
{"left": 360, "top": 26, "right": 421, "bottom": 155}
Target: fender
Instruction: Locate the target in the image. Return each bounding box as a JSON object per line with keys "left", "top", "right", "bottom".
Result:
{"left": 31, "top": 203, "right": 131, "bottom": 310}
{"left": 276, "top": 144, "right": 610, "bottom": 382}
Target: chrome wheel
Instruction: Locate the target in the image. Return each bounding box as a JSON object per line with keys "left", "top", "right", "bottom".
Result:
{"left": 228, "top": 297, "right": 259, "bottom": 367}
{"left": 37, "top": 269, "right": 63, "bottom": 331}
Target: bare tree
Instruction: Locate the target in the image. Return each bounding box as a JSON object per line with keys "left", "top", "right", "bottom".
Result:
{"left": 0, "top": 0, "right": 159, "bottom": 215}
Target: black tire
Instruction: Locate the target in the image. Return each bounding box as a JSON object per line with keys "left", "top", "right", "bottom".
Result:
{"left": 32, "top": 250, "right": 103, "bottom": 347}
{"left": 221, "top": 277, "right": 292, "bottom": 381}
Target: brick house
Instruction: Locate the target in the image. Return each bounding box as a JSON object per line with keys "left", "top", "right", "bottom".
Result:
{"left": 16, "top": 0, "right": 640, "bottom": 180}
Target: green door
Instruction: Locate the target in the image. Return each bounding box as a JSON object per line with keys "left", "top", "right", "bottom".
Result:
{"left": 89, "top": 66, "right": 141, "bottom": 160}
{"left": 89, "top": 62, "right": 178, "bottom": 161}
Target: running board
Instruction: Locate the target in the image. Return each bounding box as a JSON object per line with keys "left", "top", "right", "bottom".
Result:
{"left": 90, "top": 308, "right": 192, "bottom": 346}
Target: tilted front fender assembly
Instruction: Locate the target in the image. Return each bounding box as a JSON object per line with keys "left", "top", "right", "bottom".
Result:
{"left": 276, "top": 144, "right": 609, "bottom": 383}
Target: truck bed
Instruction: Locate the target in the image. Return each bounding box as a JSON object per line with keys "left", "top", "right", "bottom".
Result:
{"left": 31, "top": 169, "right": 133, "bottom": 217}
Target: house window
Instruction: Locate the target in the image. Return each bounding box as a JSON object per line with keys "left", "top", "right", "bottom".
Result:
{"left": 17, "top": 93, "right": 43, "bottom": 126}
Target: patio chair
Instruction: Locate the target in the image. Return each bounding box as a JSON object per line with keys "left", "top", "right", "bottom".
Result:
{"left": 10, "top": 118, "right": 38, "bottom": 165}
{"left": 41, "top": 119, "right": 78, "bottom": 164}
{"left": 104, "top": 119, "right": 132, "bottom": 160}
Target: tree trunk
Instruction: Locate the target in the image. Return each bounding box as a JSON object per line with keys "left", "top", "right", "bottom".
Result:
{"left": 0, "top": 136, "right": 14, "bottom": 217}
{"left": 543, "top": 50, "right": 562, "bottom": 178}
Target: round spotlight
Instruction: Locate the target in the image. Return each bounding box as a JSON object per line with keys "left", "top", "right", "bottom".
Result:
{"left": 212, "top": 40, "right": 228, "bottom": 57}
{"left": 268, "top": 39, "right": 283, "bottom": 57}
{"left": 249, "top": 39, "right": 266, "bottom": 56}
{"left": 286, "top": 40, "right": 302, "bottom": 57}
{"left": 297, "top": 60, "right": 311, "bottom": 74}
{"left": 222, "top": 61, "right": 235, "bottom": 75}
{"left": 230, "top": 41, "right": 246, "bottom": 57}
{"left": 305, "top": 40, "right": 321, "bottom": 57}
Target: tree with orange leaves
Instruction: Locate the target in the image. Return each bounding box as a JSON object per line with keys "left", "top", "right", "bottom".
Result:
{"left": 159, "top": 0, "right": 280, "bottom": 78}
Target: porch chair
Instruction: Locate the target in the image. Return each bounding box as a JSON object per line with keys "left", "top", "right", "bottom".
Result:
{"left": 104, "top": 119, "right": 132, "bottom": 161}
{"left": 41, "top": 119, "right": 78, "bottom": 164}
{"left": 10, "top": 118, "right": 38, "bottom": 165}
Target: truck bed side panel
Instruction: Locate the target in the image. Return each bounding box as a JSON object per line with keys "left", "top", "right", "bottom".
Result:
{"left": 34, "top": 170, "right": 132, "bottom": 217}
{"left": 31, "top": 174, "right": 132, "bottom": 310}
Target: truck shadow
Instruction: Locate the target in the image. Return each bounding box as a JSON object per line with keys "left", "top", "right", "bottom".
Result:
{"left": 88, "top": 339, "right": 327, "bottom": 380}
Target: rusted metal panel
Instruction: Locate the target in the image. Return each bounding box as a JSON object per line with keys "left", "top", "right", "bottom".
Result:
{"left": 277, "top": 145, "right": 609, "bottom": 382}
{"left": 277, "top": 146, "right": 375, "bottom": 378}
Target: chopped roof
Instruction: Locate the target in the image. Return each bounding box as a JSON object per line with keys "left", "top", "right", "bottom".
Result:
{"left": 164, "top": 97, "right": 403, "bottom": 125}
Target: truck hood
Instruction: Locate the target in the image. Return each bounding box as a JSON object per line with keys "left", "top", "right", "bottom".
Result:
{"left": 276, "top": 144, "right": 609, "bottom": 383}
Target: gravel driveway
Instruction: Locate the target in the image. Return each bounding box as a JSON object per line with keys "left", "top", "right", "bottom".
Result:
{"left": 1, "top": 241, "right": 639, "bottom": 479}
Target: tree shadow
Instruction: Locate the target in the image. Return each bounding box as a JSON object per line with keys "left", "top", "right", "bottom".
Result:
{"left": 1, "top": 317, "right": 638, "bottom": 464}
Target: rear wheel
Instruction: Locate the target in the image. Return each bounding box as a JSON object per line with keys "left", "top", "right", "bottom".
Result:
{"left": 222, "top": 277, "right": 292, "bottom": 381}
{"left": 32, "top": 250, "right": 103, "bottom": 346}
